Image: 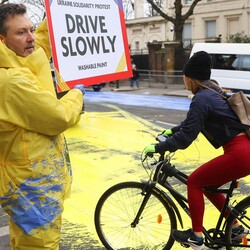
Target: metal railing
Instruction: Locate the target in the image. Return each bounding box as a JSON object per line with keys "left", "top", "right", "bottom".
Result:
{"left": 137, "top": 69, "right": 183, "bottom": 87}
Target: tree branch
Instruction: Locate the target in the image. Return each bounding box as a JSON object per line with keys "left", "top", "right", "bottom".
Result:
{"left": 146, "top": 0, "right": 175, "bottom": 23}
{"left": 182, "top": 0, "right": 202, "bottom": 21}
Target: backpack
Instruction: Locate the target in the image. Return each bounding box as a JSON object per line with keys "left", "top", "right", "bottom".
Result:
{"left": 227, "top": 91, "right": 250, "bottom": 138}
{"left": 200, "top": 82, "right": 250, "bottom": 138}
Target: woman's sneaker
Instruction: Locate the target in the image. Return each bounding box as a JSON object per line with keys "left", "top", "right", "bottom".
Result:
{"left": 232, "top": 225, "right": 249, "bottom": 242}
{"left": 172, "top": 228, "right": 205, "bottom": 250}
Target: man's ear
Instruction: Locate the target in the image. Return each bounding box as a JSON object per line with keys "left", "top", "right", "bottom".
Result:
{"left": 0, "top": 35, "right": 5, "bottom": 43}
{"left": 0, "top": 34, "right": 6, "bottom": 43}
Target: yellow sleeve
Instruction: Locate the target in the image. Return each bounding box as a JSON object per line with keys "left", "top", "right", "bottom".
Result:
{"left": 35, "top": 18, "right": 52, "bottom": 60}
{"left": 3, "top": 69, "right": 83, "bottom": 136}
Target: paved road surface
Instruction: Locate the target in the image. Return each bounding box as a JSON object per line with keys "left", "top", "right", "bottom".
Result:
{"left": 1, "top": 90, "right": 249, "bottom": 250}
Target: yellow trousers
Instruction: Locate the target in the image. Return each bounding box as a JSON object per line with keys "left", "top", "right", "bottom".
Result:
{"left": 9, "top": 215, "right": 62, "bottom": 250}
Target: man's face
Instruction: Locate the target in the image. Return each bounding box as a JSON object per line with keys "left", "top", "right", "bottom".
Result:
{"left": 0, "top": 14, "right": 35, "bottom": 57}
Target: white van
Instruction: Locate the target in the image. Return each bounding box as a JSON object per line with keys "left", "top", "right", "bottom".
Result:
{"left": 190, "top": 43, "right": 250, "bottom": 94}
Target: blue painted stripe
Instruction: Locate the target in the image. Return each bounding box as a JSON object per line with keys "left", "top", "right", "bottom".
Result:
{"left": 85, "top": 92, "right": 191, "bottom": 111}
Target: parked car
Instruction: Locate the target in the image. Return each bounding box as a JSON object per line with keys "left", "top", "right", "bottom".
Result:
{"left": 191, "top": 43, "right": 250, "bottom": 95}
{"left": 91, "top": 82, "right": 106, "bottom": 91}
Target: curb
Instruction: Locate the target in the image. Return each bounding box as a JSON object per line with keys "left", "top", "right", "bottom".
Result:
{"left": 163, "top": 92, "right": 191, "bottom": 98}
{"left": 111, "top": 87, "right": 134, "bottom": 92}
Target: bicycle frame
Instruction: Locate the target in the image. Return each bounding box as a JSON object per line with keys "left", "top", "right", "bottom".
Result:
{"left": 94, "top": 149, "right": 250, "bottom": 250}
{"left": 137, "top": 156, "right": 249, "bottom": 248}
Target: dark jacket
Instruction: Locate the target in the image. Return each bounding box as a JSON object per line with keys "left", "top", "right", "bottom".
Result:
{"left": 156, "top": 81, "right": 244, "bottom": 152}
{"left": 131, "top": 69, "right": 140, "bottom": 80}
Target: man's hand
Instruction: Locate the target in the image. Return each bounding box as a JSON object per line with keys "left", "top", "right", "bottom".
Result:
{"left": 73, "top": 84, "right": 85, "bottom": 114}
{"left": 143, "top": 144, "right": 156, "bottom": 157}
{"left": 74, "top": 84, "right": 85, "bottom": 95}
{"left": 162, "top": 129, "right": 172, "bottom": 136}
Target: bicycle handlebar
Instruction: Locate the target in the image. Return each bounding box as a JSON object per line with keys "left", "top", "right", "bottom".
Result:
{"left": 156, "top": 134, "right": 168, "bottom": 143}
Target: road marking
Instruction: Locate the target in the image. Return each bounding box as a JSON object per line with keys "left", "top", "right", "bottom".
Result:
{"left": 0, "top": 226, "right": 9, "bottom": 237}
{"left": 156, "top": 120, "right": 177, "bottom": 126}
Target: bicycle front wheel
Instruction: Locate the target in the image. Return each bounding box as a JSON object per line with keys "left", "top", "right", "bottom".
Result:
{"left": 225, "top": 196, "right": 250, "bottom": 250}
{"left": 94, "top": 181, "right": 177, "bottom": 250}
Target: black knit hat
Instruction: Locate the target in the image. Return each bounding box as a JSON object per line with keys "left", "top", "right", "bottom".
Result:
{"left": 183, "top": 51, "right": 211, "bottom": 80}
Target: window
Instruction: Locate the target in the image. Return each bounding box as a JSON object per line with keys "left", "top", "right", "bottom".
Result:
{"left": 144, "top": 0, "right": 163, "bottom": 17}
{"left": 183, "top": 23, "right": 192, "bottom": 48}
{"left": 211, "top": 54, "right": 250, "bottom": 72}
{"left": 211, "top": 54, "right": 238, "bottom": 70}
{"left": 183, "top": 0, "right": 193, "bottom": 4}
{"left": 242, "top": 55, "right": 250, "bottom": 71}
{"left": 227, "top": 17, "right": 239, "bottom": 36}
{"left": 135, "top": 41, "right": 140, "bottom": 51}
{"left": 205, "top": 20, "right": 216, "bottom": 38}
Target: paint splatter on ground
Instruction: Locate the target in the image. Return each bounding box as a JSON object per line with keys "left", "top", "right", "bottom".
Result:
{"left": 61, "top": 109, "right": 250, "bottom": 249}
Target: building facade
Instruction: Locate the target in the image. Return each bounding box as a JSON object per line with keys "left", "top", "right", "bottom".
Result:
{"left": 126, "top": 0, "right": 250, "bottom": 56}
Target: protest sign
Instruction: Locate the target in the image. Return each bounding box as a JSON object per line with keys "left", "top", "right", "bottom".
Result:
{"left": 44, "top": 0, "right": 132, "bottom": 92}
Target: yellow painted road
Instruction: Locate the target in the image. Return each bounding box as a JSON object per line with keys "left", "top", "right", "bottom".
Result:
{"left": 61, "top": 103, "right": 250, "bottom": 249}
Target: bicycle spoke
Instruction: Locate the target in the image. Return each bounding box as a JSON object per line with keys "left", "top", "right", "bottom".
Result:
{"left": 225, "top": 196, "right": 250, "bottom": 250}
{"left": 95, "top": 182, "right": 176, "bottom": 250}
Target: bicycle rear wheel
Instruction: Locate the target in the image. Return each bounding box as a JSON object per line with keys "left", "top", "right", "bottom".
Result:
{"left": 225, "top": 196, "right": 250, "bottom": 249}
{"left": 94, "top": 181, "right": 177, "bottom": 250}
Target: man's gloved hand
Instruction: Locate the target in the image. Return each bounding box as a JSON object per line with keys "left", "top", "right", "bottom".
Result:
{"left": 143, "top": 144, "right": 156, "bottom": 157}
{"left": 73, "top": 84, "right": 85, "bottom": 114}
{"left": 74, "top": 84, "right": 85, "bottom": 95}
{"left": 161, "top": 129, "right": 172, "bottom": 136}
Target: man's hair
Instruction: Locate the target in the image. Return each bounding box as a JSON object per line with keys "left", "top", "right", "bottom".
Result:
{"left": 0, "top": 3, "right": 27, "bottom": 35}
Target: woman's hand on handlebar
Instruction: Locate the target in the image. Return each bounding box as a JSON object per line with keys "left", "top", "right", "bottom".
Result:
{"left": 143, "top": 132, "right": 171, "bottom": 158}
{"left": 161, "top": 129, "right": 172, "bottom": 136}
{"left": 143, "top": 144, "right": 156, "bottom": 157}
{"left": 142, "top": 144, "right": 167, "bottom": 163}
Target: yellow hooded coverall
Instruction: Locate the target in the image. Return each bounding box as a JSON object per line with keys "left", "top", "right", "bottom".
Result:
{"left": 0, "top": 19, "right": 83, "bottom": 249}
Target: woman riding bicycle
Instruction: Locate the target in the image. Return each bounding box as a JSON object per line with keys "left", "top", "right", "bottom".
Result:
{"left": 144, "top": 51, "right": 250, "bottom": 250}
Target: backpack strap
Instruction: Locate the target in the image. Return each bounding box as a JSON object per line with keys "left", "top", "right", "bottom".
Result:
{"left": 199, "top": 82, "right": 250, "bottom": 131}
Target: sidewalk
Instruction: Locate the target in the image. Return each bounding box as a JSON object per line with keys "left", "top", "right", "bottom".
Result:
{"left": 103, "top": 80, "right": 191, "bottom": 97}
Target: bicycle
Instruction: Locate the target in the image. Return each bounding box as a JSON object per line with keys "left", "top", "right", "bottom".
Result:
{"left": 94, "top": 135, "right": 250, "bottom": 250}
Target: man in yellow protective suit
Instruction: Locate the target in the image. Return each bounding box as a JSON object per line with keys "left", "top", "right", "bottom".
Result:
{"left": 0, "top": 3, "right": 84, "bottom": 249}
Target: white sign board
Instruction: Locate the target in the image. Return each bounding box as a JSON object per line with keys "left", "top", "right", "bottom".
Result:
{"left": 45, "top": 0, "right": 132, "bottom": 91}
